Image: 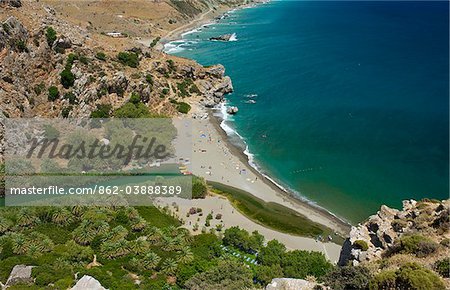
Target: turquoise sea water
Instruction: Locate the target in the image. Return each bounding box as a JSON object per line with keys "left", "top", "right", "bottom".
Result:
{"left": 166, "top": 1, "right": 449, "bottom": 223}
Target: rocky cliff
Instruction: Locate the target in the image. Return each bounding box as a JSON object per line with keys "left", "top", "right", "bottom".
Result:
{"left": 339, "top": 199, "right": 449, "bottom": 267}
{"left": 0, "top": 0, "right": 233, "bottom": 119}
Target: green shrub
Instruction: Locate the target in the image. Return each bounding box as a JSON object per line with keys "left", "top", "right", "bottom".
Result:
{"left": 192, "top": 177, "right": 207, "bottom": 199}
{"left": 162, "top": 88, "right": 169, "bottom": 95}
{"left": 150, "top": 37, "right": 160, "bottom": 48}
{"left": 398, "top": 234, "right": 439, "bottom": 258}
{"left": 177, "top": 102, "right": 191, "bottom": 114}
{"left": 61, "top": 106, "right": 72, "bottom": 118}
{"left": 63, "top": 92, "right": 78, "bottom": 105}
{"left": 145, "top": 74, "right": 153, "bottom": 85}
{"left": 66, "top": 53, "right": 78, "bottom": 70}
{"left": 323, "top": 266, "right": 372, "bottom": 290}
{"left": 435, "top": 258, "right": 450, "bottom": 278}
{"left": 369, "top": 269, "right": 396, "bottom": 290}
{"left": 33, "top": 82, "right": 45, "bottom": 95}
{"left": 281, "top": 250, "right": 333, "bottom": 279}
{"left": 129, "top": 92, "right": 141, "bottom": 104}
{"left": 370, "top": 263, "right": 444, "bottom": 290}
{"left": 90, "top": 104, "right": 112, "bottom": 118}
{"left": 79, "top": 55, "right": 89, "bottom": 65}
{"left": 117, "top": 52, "right": 139, "bottom": 68}
{"left": 48, "top": 86, "right": 59, "bottom": 101}
{"left": 45, "top": 26, "right": 57, "bottom": 46}
{"left": 60, "top": 69, "right": 75, "bottom": 88}
{"left": 96, "top": 51, "right": 107, "bottom": 61}
{"left": 16, "top": 40, "right": 27, "bottom": 52}
{"left": 354, "top": 240, "right": 369, "bottom": 251}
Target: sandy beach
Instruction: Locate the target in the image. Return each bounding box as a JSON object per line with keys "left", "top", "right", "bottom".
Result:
{"left": 156, "top": 110, "right": 352, "bottom": 263}
{"left": 187, "top": 114, "right": 350, "bottom": 235}
{"left": 153, "top": 0, "right": 351, "bottom": 264}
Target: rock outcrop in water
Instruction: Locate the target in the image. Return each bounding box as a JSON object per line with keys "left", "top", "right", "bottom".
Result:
{"left": 209, "top": 34, "right": 234, "bottom": 41}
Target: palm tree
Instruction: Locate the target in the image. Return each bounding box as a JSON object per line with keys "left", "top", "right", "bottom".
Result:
{"left": 131, "top": 217, "right": 147, "bottom": 232}
{"left": 71, "top": 204, "right": 86, "bottom": 218}
{"left": 161, "top": 258, "right": 178, "bottom": 276}
{"left": 51, "top": 208, "right": 73, "bottom": 226}
{"left": 129, "top": 238, "right": 149, "bottom": 255}
{"left": 0, "top": 217, "right": 12, "bottom": 234}
{"left": 113, "top": 239, "right": 129, "bottom": 257}
{"left": 165, "top": 225, "right": 178, "bottom": 238}
{"left": 27, "top": 244, "right": 42, "bottom": 258}
{"left": 147, "top": 227, "right": 163, "bottom": 245}
{"left": 17, "top": 208, "right": 38, "bottom": 228}
{"left": 125, "top": 207, "right": 139, "bottom": 219}
{"left": 105, "top": 225, "right": 128, "bottom": 242}
{"left": 177, "top": 246, "right": 194, "bottom": 264}
{"left": 143, "top": 252, "right": 161, "bottom": 270}
{"left": 11, "top": 233, "right": 29, "bottom": 255}
{"left": 73, "top": 226, "right": 96, "bottom": 245}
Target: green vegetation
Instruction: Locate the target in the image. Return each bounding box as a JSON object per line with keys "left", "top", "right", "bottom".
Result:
{"left": 176, "top": 79, "right": 197, "bottom": 98}
{"left": 60, "top": 69, "right": 75, "bottom": 89}
{"left": 434, "top": 258, "right": 450, "bottom": 278}
{"left": 0, "top": 198, "right": 338, "bottom": 290}
{"left": 95, "top": 51, "right": 107, "bottom": 61}
{"left": 208, "top": 181, "right": 338, "bottom": 239}
{"left": 90, "top": 104, "right": 112, "bottom": 118}
{"left": 47, "top": 86, "right": 59, "bottom": 101}
{"left": 176, "top": 102, "right": 191, "bottom": 114}
{"left": 150, "top": 37, "right": 161, "bottom": 48}
{"left": 63, "top": 92, "right": 78, "bottom": 105}
{"left": 166, "top": 59, "right": 176, "bottom": 73}
{"left": 117, "top": 52, "right": 139, "bottom": 68}
{"left": 354, "top": 239, "right": 369, "bottom": 251}
{"left": 66, "top": 53, "right": 78, "bottom": 70}
{"left": 16, "top": 40, "right": 27, "bottom": 52}
{"left": 61, "top": 106, "right": 73, "bottom": 118}
{"left": 223, "top": 226, "right": 264, "bottom": 253}
{"left": 395, "top": 234, "right": 439, "bottom": 258}
{"left": 33, "top": 82, "right": 45, "bottom": 95}
{"left": 145, "top": 74, "right": 153, "bottom": 85}
{"left": 369, "top": 263, "right": 445, "bottom": 290}
{"left": 113, "top": 93, "right": 153, "bottom": 118}
{"left": 45, "top": 26, "right": 57, "bottom": 46}
{"left": 323, "top": 266, "right": 372, "bottom": 290}
{"left": 192, "top": 177, "right": 207, "bottom": 199}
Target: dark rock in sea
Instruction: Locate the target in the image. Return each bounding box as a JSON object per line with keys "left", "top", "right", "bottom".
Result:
{"left": 209, "top": 34, "right": 233, "bottom": 42}
{"left": 226, "top": 106, "right": 238, "bottom": 114}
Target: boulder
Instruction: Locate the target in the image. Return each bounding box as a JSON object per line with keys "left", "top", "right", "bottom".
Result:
{"left": 0, "top": 0, "right": 22, "bottom": 8}
{"left": 53, "top": 35, "right": 72, "bottom": 49}
{"left": 107, "top": 72, "right": 128, "bottom": 96}
{"left": 5, "top": 265, "right": 33, "bottom": 287}
{"left": 226, "top": 106, "right": 238, "bottom": 114}
{"left": 266, "top": 278, "right": 317, "bottom": 290}
{"left": 71, "top": 275, "right": 107, "bottom": 290}
{"left": 0, "top": 16, "right": 28, "bottom": 51}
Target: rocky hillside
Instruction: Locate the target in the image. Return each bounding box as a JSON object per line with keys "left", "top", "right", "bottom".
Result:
{"left": 334, "top": 199, "right": 449, "bottom": 289}
{"left": 0, "top": 0, "right": 233, "bottom": 119}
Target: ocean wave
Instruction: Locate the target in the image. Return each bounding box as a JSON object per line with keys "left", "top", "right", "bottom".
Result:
{"left": 244, "top": 94, "right": 258, "bottom": 98}
{"left": 163, "top": 40, "right": 198, "bottom": 54}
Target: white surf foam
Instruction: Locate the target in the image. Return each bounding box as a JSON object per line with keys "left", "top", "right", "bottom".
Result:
{"left": 228, "top": 33, "right": 238, "bottom": 42}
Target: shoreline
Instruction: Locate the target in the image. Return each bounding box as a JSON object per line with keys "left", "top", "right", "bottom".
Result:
{"left": 156, "top": 0, "right": 270, "bottom": 51}
{"left": 161, "top": 0, "right": 352, "bottom": 236}
{"left": 207, "top": 110, "right": 352, "bottom": 236}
